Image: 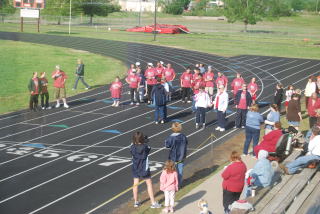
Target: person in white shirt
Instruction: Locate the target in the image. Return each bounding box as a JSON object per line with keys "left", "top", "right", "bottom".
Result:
{"left": 194, "top": 87, "right": 212, "bottom": 129}
{"left": 214, "top": 85, "right": 229, "bottom": 132}
{"left": 281, "top": 129, "right": 320, "bottom": 174}
{"left": 304, "top": 76, "right": 317, "bottom": 109}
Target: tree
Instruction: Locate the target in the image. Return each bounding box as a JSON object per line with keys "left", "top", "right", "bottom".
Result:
{"left": 162, "top": 0, "right": 191, "bottom": 15}
{"left": 42, "top": 0, "right": 72, "bottom": 25}
{"left": 78, "top": 0, "right": 120, "bottom": 24}
{"left": 223, "top": 0, "right": 291, "bottom": 32}
{"left": 0, "top": 0, "right": 16, "bottom": 23}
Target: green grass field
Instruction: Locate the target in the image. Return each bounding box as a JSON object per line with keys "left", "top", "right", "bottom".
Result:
{"left": 0, "top": 40, "right": 126, "bottom": 114}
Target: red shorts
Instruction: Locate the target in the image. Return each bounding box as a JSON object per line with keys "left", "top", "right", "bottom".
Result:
{"left": 285, "top": 101, "right": 289, "bottom": 107}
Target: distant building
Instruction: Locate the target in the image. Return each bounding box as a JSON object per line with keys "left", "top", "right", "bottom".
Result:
{"left": 116, "top": 0, "right": 162, "bottom": 12}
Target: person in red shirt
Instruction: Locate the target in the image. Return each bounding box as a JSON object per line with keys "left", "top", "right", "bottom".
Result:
{"left": 221, "top": 151, "right": 247, "bottom": 214}
{"left": 110, "top": 76, "right": 123, "bottom": 107}
{"left": 180, "top": 67, "right": 193, "bottom": 103}
{"left": 203, "top": 67, "right": 214, "bottom": 97}
{"left": 126, "top": 70, "right": 141, "bottom": 105}
{"left": 215, "top": 72, "right": 228, "bottom": 91}
{"left": 254, "top": 122, "right": 283, "bottom": 158}
{"left": 192, "top": 68, "right": 201, "bottom": 81}
{"left": 231, "top": 73, "right": 245, "bottom": 99}
{"left": 234, "top": 84, "right": 252, "bottom": 128}
{"left": 192, "top": 74, "right": 205, "bottom": 95}
{"left": 28, "top": 72, "right": 42, "bottom": 112}
{"left": 39, "top": 72, "right": 51, "bottom": 110}
{"left": 308, "top": 92, "right": 320, "bottom": 128}
{"left": 127, "top": 64, "right": 136, "bottom": 76}
{"left": 248, "top": 77, "right": 258, "bottom": 103}
{"left": 51, "top": 65, "right": 69, "bottom": 108}
{"left": 163, "top": 63, "right": 176, "bottom": 101}
{"left": 145, "top": 63, "right": 157, "bottom": 104}
{"left": 155, "top": 61, "right": 164, "bottom": 78}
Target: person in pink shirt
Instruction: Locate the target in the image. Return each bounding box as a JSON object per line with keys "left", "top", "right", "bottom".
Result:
{"left": 180, "top": 67, "right": 193, "bottom": 103}
{"left": 231, "top": 73, "right": 245, "bottom": 98}
{"left": 110, "top": 76, "right": 123, "bottom": 107}
{"left": 193, "top": 68, "right": 201, "bottom": 81}
{"left": 248, "top": 77, "right": 258, "bottom": 103}
{"left": 155, "top": 61, "right": 164, "bottom": 78}
{"left": 215, "top": 72, "right": 228, "bottom": 91}
{"left": 51, "top": 65, "right": 69, "bottom": 108}
{"left": 163, "top": 63, "right": 176, "bottom": 101}
{"left": 126, "top": 70, "right": 141, "bottom": 105}
{"left": 192, "top": 74, "right": 206, "bottom": 95}
{"left": 203, "top": 66, "right": 215, "bottom": 97}
{"left": 235, "top": 84, "right": 252, "bottom": 128}
{"left": 127, "top": 64, "right": 136, "bottom": 76}
{"left": 307, "top": 92, "right": 320, "bottom": 128}
{"left": 145, "top": 63, "right": 157, "bottom": 104}
{"left": 160, "top": 160, "right": 179, "bottom": 213}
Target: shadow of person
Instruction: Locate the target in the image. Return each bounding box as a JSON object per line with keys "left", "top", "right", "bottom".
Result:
{"left": 174, "top": 190, "right": 206, "bottom": 210}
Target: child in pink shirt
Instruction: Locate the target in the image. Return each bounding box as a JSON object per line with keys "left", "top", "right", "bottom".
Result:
{"left": 110, "top": 76, "right": 122, "bottom": 107}
{"left": 160, "top": 160, "right": 179, "bottom": 213}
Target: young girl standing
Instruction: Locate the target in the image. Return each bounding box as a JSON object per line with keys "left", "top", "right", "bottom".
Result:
{"left": 285, "top": 85, "right": 294, "bottom": 113}
{"left": 110, "top": 76, "right": 122, "bottom": 107}
{"left": 160, "top": 160, "right": 179, "bottom": 213}
{"left": 39, "top": 72, "right": 51, "bottom": 110}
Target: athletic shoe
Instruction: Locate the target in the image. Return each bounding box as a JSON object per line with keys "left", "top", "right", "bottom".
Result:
{"left": 279, "top": 164, "right": 290, "bottom": 175}
{"left": 85, "top": 87, "right": 89, "bottom": 90}
{"left": 63, "top": 103, "right": 69, "bottom": 108}
{"left": 242, "top": 126, "right": 245, "bottom": 128}
{"left": 55, "top": 103, "right": 60, "bottom": 108}
{"left": 150, "top": 202, "right": 161, "bottom": 209}
{"left": 187, "top": 100, "right": 192, "bottom": 103}
{"left": 161, "top": 120, "right": 164, "bottom": 124}
{"left": 220, "top": 128, "right": 225, "bottom": 132}
{"left": 130, "top": 102, "right": 134, "bottom": 105}
{"left": 196, "top": 123, "right": 199, "bottom": 129}
{"left": 133, "top": 201, "right": 141, "bottom": 208}
{"left": 169, "top": 207, "right": 174, "bottom": 213}
{"left": 155, "top": 121, "right": 159, "bottom": 124}
{"left": 42, "top": 107, "right": 45, "bottom": 110}
{"left": 136, "top": 103, "right": 140, "bottom": 106}
{"left": 47, "top": 106, "right": 52, "bottom": 110}
{"left": 215, "top": 126, "right": 221, "bottom": 131}
{"left": 202, "top": 123, "right": 206, "bottom": 130}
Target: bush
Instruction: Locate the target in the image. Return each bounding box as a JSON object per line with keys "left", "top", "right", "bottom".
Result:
{"left": 164, "top": 1, "right": 184, "bottom": 15}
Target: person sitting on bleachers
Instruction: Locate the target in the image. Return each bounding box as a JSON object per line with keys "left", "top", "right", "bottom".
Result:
{"left": 280, "top": 127, "right": 320, "bottom": 174}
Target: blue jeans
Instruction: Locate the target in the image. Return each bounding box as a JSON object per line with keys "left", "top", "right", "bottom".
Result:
{"left": 286, "top": 155, "right": 320, "bottom": 174}
{"left": 73, "top": 76, "right": 90, "bottom": 89}
{"left": 154, "top": 105, "right": 167, "bottom": 122}
{"left": 196, "top": 107, "right": 206, "bottom": 124}
{"left": 217, "top": 110, "right": 226, "bottom": 128}
{"left": 175, "top": 162, "right": 184, "bottom": 186}
{"left": 243, "top": 126, "right": 260, "bottom": 155}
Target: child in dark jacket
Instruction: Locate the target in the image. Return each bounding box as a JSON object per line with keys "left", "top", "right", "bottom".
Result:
{"left": 130, "top": 132, "right": 161, "bottom": 209}
{"left": 28, "top": 72, "right": 42, "bottom": 111}
{"left": 274, "top": 83, "right": 284, "bottom": 112}
{"left": 39, "top": 72, "right": 51, "bottom": 110}
{"left": 165, "top": 122, "right": 188, "bottom": 187}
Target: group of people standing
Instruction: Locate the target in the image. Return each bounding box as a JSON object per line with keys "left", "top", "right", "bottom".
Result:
{"left": 27, "top": 59, "right": 90, "bottom": 111}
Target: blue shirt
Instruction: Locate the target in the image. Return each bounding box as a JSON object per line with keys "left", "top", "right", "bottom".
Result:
{"left": 265, "top": 111, "right": 280, "bottom": 130}
{"left": 246, "top": 111, "right": 264, "bottom": 130}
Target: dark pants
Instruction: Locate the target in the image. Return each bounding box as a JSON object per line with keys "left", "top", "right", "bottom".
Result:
{"left": 223, "top": 189, "right": 241, "bottom": 213}
{"left": 235, "top": 108, "right": 247, "bottom": 128}
{"left": 243, "top": 126, "right": 260, "bottom": 155}
{"left": 40, "top": 92, "right": 49, "bottom": 108}
{"left": 147, "top": 84, "right": 154, "bottom": 102}
{"left": 305, "top": 97, "right": 310, "bottom": 109}
{"left": 130, "top": 88, "right": 140, "bottom": 103}
{"left": 217, "top": 110, "right": 226, "bottom": 128}
{"left": 196, "top": 107, "right": 206, "bottom": 124}
{"left": 309, "top": 116, "right": 317, "bottom": 129}
{"left": 73, "top": 76, "right": 90, "bottom": 89}
{"left": 181, "top": 87, "right": 191, "bottom": 101}
{"left": 29, "top": 94, "right": 39, "bottom": 110}
{"left": 154, "top": 105, "right": 167, "bottom": 122}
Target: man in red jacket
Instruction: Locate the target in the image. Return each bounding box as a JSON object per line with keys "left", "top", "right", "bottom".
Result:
{"left": 52, "top": 65, "right": 69, "bottom": 108}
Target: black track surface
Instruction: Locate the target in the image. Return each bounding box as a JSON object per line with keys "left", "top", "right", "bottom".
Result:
{"left": 0, "top": 31, "right": 319, "bottom": 214}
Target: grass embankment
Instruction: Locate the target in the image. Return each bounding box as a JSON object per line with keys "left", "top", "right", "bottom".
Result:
{"left": 0, "top": 40, "right": 126, "bottom": 114}
{"left": 1, "top": 14, "right": 320, "bottom": 59}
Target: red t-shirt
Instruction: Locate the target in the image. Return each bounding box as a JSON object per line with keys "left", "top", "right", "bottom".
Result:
{"left": 155, "top": 66, "right": 164, "bottom": 78}
{"left": 238, "top": 91, "right": 247, "bottom": 109}
{"left": 52, "top": 70, "right": 67, "bottom": 88}
{"left": 248, "top": 82, "right": 258, "bottom": 94}
{"left": 127, "top": 68, "right": 135, "bottom": 76}
{"left": 145, "top": 68, "right": 157, "bottom": 85}
{"left": 193, "top": 79, "right": 205, "bottom": 94}
{"left": 180, "top": 72, "right": 193, "bottom": 88}
{"left": 127, "top": 74, "right": 141, "bottom": 88}
{"left": 231, "top": 78, "right": 244, "bottom": 95}
{"left": 216, "top": 76, "right": 228, "bottom": 87}
{"left": 163, "top": 68, "right": 175, "bottom": 82}
{"left": 308, "top": 97, "right": 320, "bottom": 117}
{"left": 222, "top": 161, "right": 247, "bottom": 193}
{"left": 204, "top": 72, "right": 214, "bottom": 87}
{"left": 110, "top": 81, "right": 123, "bottom": 98}
{"left": 193, "top": 73, "right": 200, "bottom": 81}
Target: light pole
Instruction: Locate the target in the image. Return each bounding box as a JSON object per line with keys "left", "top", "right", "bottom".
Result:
{"left": 68, "top": 0, "right": 72, "bottom": 34}
{"left": 316, "top": 0, "right": 319, "bottom": 14}
{"left": 138, "top": 0, "right": 142, "bottom": 26}
{"left": 153, "top": 0, "right": 157, "bottom": 41}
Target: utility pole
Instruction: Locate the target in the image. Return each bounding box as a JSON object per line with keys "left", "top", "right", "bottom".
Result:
{"left": 153, "top": 0, "right": 157, "bottom": 41}
{"left": 68, "top": 0, "right": 72, "bottom": 34}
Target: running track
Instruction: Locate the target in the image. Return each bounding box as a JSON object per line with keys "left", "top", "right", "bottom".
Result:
{"left": 0, "top": 31, "right": 319, "bottom": 214}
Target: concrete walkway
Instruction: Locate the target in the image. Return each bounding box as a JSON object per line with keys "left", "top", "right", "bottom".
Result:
{"left": 174, "top": 155, "right": 257, "bottom": 214}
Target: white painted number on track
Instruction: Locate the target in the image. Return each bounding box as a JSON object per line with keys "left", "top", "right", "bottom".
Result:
{"left": 34, "top": 149, "right": 67, "bottom": 158}
{"left": 98, "top": 156, "right": 131, "bottom": 167}
{"left": 67, "top": 154, "right": 99, "bottom": 163}
{"left": 6, "top": 147, "right": 34, "bottom": 155}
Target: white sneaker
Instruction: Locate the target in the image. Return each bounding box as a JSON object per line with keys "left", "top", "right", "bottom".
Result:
{"left": 47, "top": 106, "right": 52, "bottom": 110}
{"left": 136, "top": 103, "right": 140, "bottom": 106}
{"left": 220, "top": 128, "right": 225, "bottom": 132}
{"left": 196, "top": 123, "right": 199, "bottom": 129}
{"left": 63, "top": 103, "right": 69, "bottom": 108}
{"left": 187, "top": 100, "right": 192, "bottom": 103}
{"left": 42, "top": 107, "right": 45, "bottom": 110}
{"left": 215, "top": 127, "right": 221, "bottom": 131}
{"left": 85, "top": 87, "right": 89, "bottom": 90}
{"left": 130, "top": 102, "right": 134, "bottom": 105}
{"left": 55, "top": 103, "right": 60, "bottom": 108}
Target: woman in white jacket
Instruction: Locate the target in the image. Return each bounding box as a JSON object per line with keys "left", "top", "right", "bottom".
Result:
{"left": 214, "top": 85, "right": 229, "bottom": 132}
{"left": 194, "top": 86, "right": 212, "bottom": 129}
{"left": 304, "top": 76, "right": 316, "bottom": 109}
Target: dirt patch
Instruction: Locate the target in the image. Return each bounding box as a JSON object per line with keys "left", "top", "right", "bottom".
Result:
{"left": 69, "top": 49, "right": 90, "bottom": 54}
{"left": 112, "top": 131, "right": 246, "bottom": 214}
